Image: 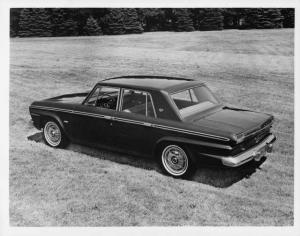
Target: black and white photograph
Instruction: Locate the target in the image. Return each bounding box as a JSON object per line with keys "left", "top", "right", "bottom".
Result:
{"left": 1, "top": 0, "right": 299, "bottom": 235}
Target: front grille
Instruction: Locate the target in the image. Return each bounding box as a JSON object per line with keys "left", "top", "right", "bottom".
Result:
{"left": 231, "top": 128, "right": 270, "bottom": 156}
{"left": 244, "top": 121, "right": 272, "bottom": 138}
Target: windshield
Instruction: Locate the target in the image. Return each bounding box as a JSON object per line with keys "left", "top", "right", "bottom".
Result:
{"left": 170, "top": 86, "right": 220, "bottom": 118}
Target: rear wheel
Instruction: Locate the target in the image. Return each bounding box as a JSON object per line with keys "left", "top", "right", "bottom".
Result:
{"left": 160, "top": 144, "right": 195, "bottom": 178}
{"left": 43, "top": 120, "right": 69, "bottom": 148}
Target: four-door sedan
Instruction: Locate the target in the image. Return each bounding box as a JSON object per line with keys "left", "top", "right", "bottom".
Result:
{"left": 29, "top": 75, "right": 276, "bottom": 178}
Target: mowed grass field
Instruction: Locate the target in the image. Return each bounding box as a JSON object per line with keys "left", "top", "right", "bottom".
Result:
{"left": 10, "top": 29, "right": 294, "bottom": 226}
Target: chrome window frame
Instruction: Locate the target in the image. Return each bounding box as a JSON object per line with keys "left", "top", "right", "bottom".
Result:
{"left": 84, "top": 85, "right": 121, "bottom": 111}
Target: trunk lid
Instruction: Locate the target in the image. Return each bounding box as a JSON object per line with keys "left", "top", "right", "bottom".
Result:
{"left": 188, "top": 106, "right": 273, "bottom": 140}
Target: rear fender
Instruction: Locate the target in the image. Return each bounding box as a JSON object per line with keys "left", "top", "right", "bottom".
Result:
{"left": 154, "top": 136, "right": 232, "bottom": 162}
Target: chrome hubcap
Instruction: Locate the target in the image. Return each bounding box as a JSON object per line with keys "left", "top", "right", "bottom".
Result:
{"left": 162, "top": 145, "right": 188, "bottom": 176}
{"left": 44, "top": 121, "right": 61, "bottom": 147}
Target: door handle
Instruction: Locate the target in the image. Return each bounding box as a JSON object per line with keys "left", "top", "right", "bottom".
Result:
{"left": 143, "top": 122, "right": 152, "bottom": 127}
{"left": 103, "top": 115, "right": 112, "bottom": 120}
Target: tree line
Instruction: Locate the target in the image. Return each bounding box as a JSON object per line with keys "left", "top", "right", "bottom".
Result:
{"left": 10, "top": 8, "right": 295, "bottom": 37}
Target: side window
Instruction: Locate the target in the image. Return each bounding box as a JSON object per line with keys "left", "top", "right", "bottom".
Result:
{"left": 85, "top": 86, "right": 119, "bottom": 110}
{"left": 85, "top": 87, "right": 100, "bottom": 106}
{"left": 121, "top": 89, "right": 156, "bottom": 117}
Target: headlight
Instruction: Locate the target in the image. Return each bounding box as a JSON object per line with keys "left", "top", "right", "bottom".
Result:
{"left": 233, "top": 133, "right": 245, "bottom": 143}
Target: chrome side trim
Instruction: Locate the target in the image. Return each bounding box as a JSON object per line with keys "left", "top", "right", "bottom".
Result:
{"left": 113, "top": 117, "right": 146, "bottom": 126}
{"left": 30, "top": 105, "right": 229, "bottom": 141}
{"left": 152, "top": 124, "right": 229, "bottom": 140}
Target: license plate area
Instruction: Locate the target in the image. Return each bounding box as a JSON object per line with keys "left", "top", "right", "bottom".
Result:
{"left": 254, "top": 145, "right": 267, "bottom": 161}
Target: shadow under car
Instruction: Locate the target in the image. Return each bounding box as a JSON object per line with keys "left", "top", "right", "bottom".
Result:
{"left": 27, "top": 132, "right": 266, "bottom": 188}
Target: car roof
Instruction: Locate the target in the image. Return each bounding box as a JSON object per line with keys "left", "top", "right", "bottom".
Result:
{"left": 99, "top": 75, "right": 204, "bottom": 93}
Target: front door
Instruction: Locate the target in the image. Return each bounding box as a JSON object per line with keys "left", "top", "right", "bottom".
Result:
{"left": 70, "top": 85, "right": 120, "bottom": 146}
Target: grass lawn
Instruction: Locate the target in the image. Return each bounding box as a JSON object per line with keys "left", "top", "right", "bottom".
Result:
{"left": 9, "top": 29, "right": 294, "bottom": 226}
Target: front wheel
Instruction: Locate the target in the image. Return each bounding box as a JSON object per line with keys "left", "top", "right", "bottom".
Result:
{"left": 160, "top": 144, "right": 195, "bottom": 178}
{"left": 43, "top": 120, "right": 69, "bottom": 148}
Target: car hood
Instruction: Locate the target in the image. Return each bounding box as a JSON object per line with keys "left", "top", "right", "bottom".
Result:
{"left": 46, "top": 92, "right": 89, "bottom": 104}
{"left": 189, "top": 106, "right": 273, "bottom": 136}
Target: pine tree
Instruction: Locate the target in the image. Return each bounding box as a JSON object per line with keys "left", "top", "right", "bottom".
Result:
{"left": 137, "top": 8, "right": 166, "bottom": 31}
{"left": 193, "top": 9, "right": 223, "bottom": 31}
{"left": 18, "top": 8, "right": 33, "bottom": 37}
{"left": 10, "top": 8, "right": 22, "bottom": 37}
{"left": 221, "top": 8, "right": 240, "bottom": 29}
{"left": 281, "top": 8, "right": 294, "bottom": 28}
{"left": 240, "top": 8, "right": 283, "bottom": 29}
{"left": 255, "top": 9, "right": 283, "bottom": 29}
{"left": 51, "top": 9, "right": 78, "bottom": 36}
{"left": 102, "top": 8, "right": 125, "bottom": 35}
{"left": 101, "top": 8, "right": 143, "bottom": 35}
{"left": 265, "top": 9, "right": 283, "bottom": 28}
{"left": 256, "top": 9, "right": 273, "bottom": 29}
{"left": 18, "top": 8, "right": 52, "bottom": 37}
{"left": 123, "top": 8, "right": 143, "bottom": 34}
{"left": 173, "top": 9, "right": 195, "bottom": 32}
{"left": 84, "top": 16, "right": 102, "bottom": 35}
{"left": 239, "top": 8, "right": 261, "bottom": 29}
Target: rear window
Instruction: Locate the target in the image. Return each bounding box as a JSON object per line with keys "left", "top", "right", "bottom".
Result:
{"left": 171, "top": 86, "right": 219, "bottom": 118}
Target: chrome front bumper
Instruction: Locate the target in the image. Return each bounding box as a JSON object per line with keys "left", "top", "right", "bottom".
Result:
{"left": 221, "top": 134, "right": 276, "bottom": 167}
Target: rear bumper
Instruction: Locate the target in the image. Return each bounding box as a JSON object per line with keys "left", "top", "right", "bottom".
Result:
{"left": 221, "top": 134, "right": 276, "bottom": 167}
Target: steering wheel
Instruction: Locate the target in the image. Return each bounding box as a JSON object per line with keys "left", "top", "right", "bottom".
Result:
{"left": 98, "top": 94, "right": 116, "bottom": 109}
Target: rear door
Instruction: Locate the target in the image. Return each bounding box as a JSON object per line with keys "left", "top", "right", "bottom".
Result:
{"left": 111, "top": 88, "right": 159, "bottom": 155}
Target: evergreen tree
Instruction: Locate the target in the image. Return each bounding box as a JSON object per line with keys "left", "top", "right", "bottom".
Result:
{"left": 75, "top": 9, "right": 107, "bottom": 35}
{"left": 137, "top": 8, "right": 167, "bottom": 31}
{"left": 240, "top": 8, "right": 283, "bottom": 29}
{"left": 281, "top": 8, "right": 294, "bottom": 28}
{"left": 239, "top": 8, "right": 262, "bottom": 29}
{"left": 192, "top": 9, "right": 223, "bottom": 31}
{"left": 84, "top": 16, "right": 102, "bottom": 35}
{"left": 102, "top": 8, "right": 125, "bottom": 35}
{"left": 123, "top": 8, "right": 143, "bottom": 34}
{"left": 256, "top": 9, "right": 273, "bottom": 29}
{"left": 101, "top": 8, "right": 143, "bottom": 35}
{"left": 11, "top": 8, "right": 293, "bottom": 38}
{"left": 51, "top": 8, "right": 78, "bottom": 36}
{"left": 18, "top": 8, "right": 52, "bottom": 37}
{"left": 10, "top": 8, "right": 22, "bottom": 37}
{"left": 221, "top": 8, "right": 241, "bottom": 29}
{"left": 266, "top": 9, "right": 283, "bottom": 28}
{"left": 18, "top": 8, "right": 34, "bottom": 37}
{"left": 173, "top": 9, "right": 195, "bottom": 32}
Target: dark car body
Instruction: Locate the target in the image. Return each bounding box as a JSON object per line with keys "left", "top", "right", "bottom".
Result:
{"left": 29, "top": 76, "right": 276, "bottom": 169}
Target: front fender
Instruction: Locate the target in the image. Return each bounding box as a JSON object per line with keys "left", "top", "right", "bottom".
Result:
{"left": 29, "top": 108, "right": 67, "bottom": 134}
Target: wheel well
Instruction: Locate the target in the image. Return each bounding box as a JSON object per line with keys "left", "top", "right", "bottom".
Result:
{"left": 40, "top": 115, "right": 64, "bottom": 131}
{"left": 154, "top": 140, "right": 196, "bottom": 162}
{"left": 40, "top": 115, "right": 55, "bottom": 127}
